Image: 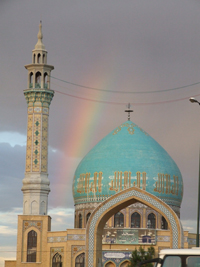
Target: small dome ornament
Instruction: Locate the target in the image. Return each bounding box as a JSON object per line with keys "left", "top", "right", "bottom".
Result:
{"left": 125, "top": 103, "right": 133, "bottom": 121}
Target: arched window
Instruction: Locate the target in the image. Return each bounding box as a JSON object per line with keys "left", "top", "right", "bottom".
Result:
{"left": 78, "top": 214, "right": 82, "bottom": 228}
{"left": 161, "top": 216, "right": 168, "bottom": 230}
{"left": 27, "top": 230, "right": 37, "bottom": 262}
{"left": 86, "top": 213, "right": 91, "bottom": 223}
{"left": 147, "top": 213, "right": 156, "bottom": 229}
{"left": 37, "top": 53, "right": 41, "bottom": 63}
{"left": 120, "top": 260, "right": 130, "bottom": 267}
{"left": 29, "top": 72, "right": 33, "bottom": 88}
{"left": 44, "top": 72, "right": 48, "bottom": 88}
{"left": 33, "top": 54, "right": 36, "bottom": 63}
{"left": 131, "top": 212, "right": 140, "bottom": 228}
{"left": 52, "top": 253, "right": 62, "bottom": 267}
{"left": 43, "top": 54, "right": 45, "bottom": 63}
{"left": 105, "top": 261, "right": 115, "bottom": 267}
{"left": 114, "top": 212, "right": 124, "bottom": 228}
{"left": 35, "top": 72, "right": 41, "bottom": 88}
{"left": 75, "top": 252, "right": 85, "bottom": 267}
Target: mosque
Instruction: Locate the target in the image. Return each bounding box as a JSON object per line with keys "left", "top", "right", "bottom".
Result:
{"left": 5, "top": 23, "right": 197, "bottom": 267}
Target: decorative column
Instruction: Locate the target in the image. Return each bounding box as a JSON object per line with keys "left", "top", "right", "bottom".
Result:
{"left": 22, "top": 22, "right": 54, "bottom": 215}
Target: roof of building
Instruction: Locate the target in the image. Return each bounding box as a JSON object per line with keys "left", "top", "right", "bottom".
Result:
{"left": 73, "top": 121, "right": 183, "bottom": 207}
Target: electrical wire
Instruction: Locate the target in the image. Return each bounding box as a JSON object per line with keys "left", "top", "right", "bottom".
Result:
{"left": 50, "top": 75, "right": 200, "bottom": 94}
{"left": 52, "top": 85, "right": 200, "bottom": 106}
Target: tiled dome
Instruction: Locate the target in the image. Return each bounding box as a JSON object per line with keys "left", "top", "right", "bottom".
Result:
{"left": 73, "top": 121, "right": 183, "bottom": 208}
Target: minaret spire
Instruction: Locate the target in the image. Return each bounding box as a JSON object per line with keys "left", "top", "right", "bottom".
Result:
{"left": 34, "top": 21, "right": 46, "bottom": 50}
{"left": 22, "top": 24, "right": 54, "bottom": 215}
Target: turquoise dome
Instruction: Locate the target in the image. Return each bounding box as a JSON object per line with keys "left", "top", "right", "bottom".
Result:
{"left": 73, "top": 121, "right": 183, "bottom": 208}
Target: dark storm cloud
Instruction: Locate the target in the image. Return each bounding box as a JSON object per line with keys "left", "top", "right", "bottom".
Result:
{"left": 0, "top": 142, "right": 74, "bottom": 211}
{"left": 0, "top": 144, "right": 24, "bottom": 211}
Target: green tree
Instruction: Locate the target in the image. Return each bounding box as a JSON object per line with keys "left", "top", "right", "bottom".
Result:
{"left": 128, "top": 246, "right": 155, "bottom": 267}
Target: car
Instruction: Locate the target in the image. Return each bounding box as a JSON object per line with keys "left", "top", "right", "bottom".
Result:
{"left": 139, "top": 248, "right": 200, "bottom": 267}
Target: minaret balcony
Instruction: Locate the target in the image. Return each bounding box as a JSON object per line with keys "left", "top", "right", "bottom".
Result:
{"left": 29, "top": 83, "right": 33, "bottom": 88}
{"left": 35, "top": 83, "right": 41, "bottom": 88}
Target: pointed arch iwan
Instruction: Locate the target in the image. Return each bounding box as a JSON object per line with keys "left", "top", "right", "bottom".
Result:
{"left": 85, "top": 186, "right": 184, "bottom": 267}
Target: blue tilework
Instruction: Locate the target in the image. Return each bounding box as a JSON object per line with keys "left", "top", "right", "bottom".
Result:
{"left": 73, "top": 121, "right": 183, "bottom": 208}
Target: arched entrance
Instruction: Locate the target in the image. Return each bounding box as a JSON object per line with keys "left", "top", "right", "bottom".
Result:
{"left": 86, "top": 187, "right": 183, "bottom": 267}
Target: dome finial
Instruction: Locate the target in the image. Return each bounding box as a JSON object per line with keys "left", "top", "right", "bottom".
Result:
{"left": 125, "top": 103, "right": 133, "bottom": 121}
{"left": 34, "top": 21, "right": 46, "bottom": 50}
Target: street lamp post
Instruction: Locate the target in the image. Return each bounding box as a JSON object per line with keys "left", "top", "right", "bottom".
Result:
{"left": 189, "top": 97, "right": 200, "bottom": 247}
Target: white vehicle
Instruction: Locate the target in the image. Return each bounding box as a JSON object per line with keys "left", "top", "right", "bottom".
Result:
{"left": 139, "top": 248, "right": 200, "bottom": 267}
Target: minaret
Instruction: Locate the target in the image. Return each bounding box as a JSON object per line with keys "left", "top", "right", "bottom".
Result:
{"left": 22, "top": 22, "right": 54, "bottom": 215}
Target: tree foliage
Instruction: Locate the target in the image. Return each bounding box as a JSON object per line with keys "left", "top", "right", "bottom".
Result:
{"left": 128, "top": 246, "right": 155, "bottom": 267}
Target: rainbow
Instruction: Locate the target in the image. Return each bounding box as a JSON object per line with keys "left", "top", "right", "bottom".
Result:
{"left": 52, "top": 55, "right": 118, "bottom": 205}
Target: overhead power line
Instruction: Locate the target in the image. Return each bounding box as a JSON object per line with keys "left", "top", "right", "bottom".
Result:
{"left": 52, "top": 86, "right": 200, "bottom": 106}
{"left": 50, "top": 75, "right": 200, "bottom": 94}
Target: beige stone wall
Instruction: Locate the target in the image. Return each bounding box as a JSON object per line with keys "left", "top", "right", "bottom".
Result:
{"left": 4, "top": 223, "right": 194, "bottom": 267}
{"left": 4, "top": 212, "right": 192, "bottom": 267}
{"left": 15, "top": 215, "right": 51, "bottom": 267}
{"left": 47, "top": 228, "right": 85, "bottom": 267}
{"left": 5, "top": 261, "right": 16, "bottom": 267}
{"left": 187, "top": 232, "right": 199, "bottom": 248}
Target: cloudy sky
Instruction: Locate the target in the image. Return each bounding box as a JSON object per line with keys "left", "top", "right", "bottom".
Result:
{"left": 1, "top": 0, "right": 200, "bottom": 265}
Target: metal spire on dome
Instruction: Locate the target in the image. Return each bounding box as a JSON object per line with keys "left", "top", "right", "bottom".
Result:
{"left": 125, "top": 103, "right": 133, "bottom": 121}
{"left": 34, "top": 21, "right": 46, "bottom": 50}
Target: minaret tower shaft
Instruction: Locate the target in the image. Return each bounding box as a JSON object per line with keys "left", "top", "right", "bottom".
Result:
{"left": 22, "top": 22, "right": 54, "bottom": 215}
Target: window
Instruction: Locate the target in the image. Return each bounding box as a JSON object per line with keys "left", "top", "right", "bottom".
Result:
{"left": 37, "top": 53, "right": 41, "bottom": 63}
{"left": 131, "top": 212, "right": 140, "bottom": 228}
{"left": 27, "top": 230, "right": 37, "bottom": 262}
{"left": 75, "top": 253, "right": 85, "bottom": 267}
{"left": 44, "top": 72, "right": 48, "bottom": 88}
{"left": 161, "top": 216, "right": 168, "bottom": 230}
{"left": 147, "top": 213, "right": 156, "bottom": 229}
{"left": 29, "top": 72, "right": 33, "bottom": 88}
{"left": 52, "top": 253, "right": 62, "bottom": 267}
{"left": 35, "top": 72, "right": 41, "bottom": 88}
{"left": 162, "top": 256, "right": 181, "bottom": 267}
{"left": 105, "top": 262, "right": 115, "bottom": 267}
{"left": 187, "top": 256, "right": 200, "bottom": 267}
{"left": 79, "top": 214, "right": 82, "bottom": 228}
{"left": 120, "top": 261, "right": 130, "bottom": 267}
{"left": 86, "top": 213, "right": 91, "bottom": 223}
{"left": 114, "top": 212, "right": 124, "bottom": 228}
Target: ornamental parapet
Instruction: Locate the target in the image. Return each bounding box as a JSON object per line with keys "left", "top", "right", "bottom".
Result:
{"left": 24, "top": 88, "right": 54, "bottom": 106}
